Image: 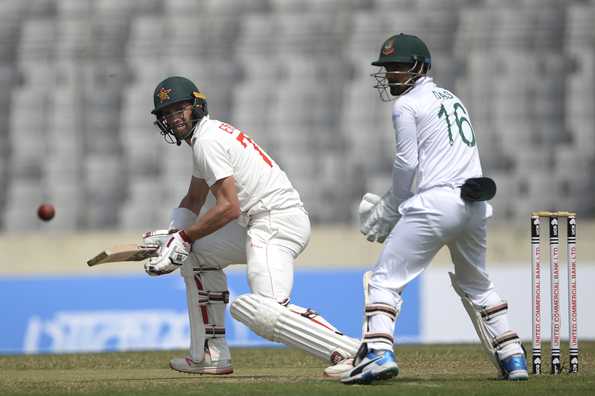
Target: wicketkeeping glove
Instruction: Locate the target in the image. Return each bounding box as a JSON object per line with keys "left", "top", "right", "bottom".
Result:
{"left": 359, "top": 191, "right": 401, "bottom": 243}
{"left": 144, "top": 230, "right": 192, "bottom": 276}
{"left": 358, "top": 193, "right": 381, "bottom": 225}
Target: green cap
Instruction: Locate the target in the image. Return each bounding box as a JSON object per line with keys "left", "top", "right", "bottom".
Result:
{"left": 151, "top": 76, "right": 206, "bottom": 115}
{"left": 372, "top": 33, "right": 431, "bottom": 67}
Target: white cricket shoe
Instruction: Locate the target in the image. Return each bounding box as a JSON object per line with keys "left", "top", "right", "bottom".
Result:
{"left": 169, "top": 356, "right": 233, "bottom": 375}
{"left": 341, "top": 346, "right": 399, "bottom": 385}
{"left": 323, "top": 358, "right": 354, "bottom": 378}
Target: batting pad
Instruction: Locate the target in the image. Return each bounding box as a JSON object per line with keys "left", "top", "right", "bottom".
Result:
{"left": 182, "top": 265, "right": 230, "bottom": 363}
{"left": 230, "top": 293, "right": 359, "bottom": 363}
{"left": 449, "top": 272, "right": 522, "bottom": 373}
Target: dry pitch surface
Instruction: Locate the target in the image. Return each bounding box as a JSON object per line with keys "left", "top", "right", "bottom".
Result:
{"left": 1, "top": 343, "right": 593, "bottom": 396}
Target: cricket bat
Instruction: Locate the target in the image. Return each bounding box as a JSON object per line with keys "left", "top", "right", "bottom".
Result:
{"left": 86, "top": 244, "right": 160, "bottom": 267}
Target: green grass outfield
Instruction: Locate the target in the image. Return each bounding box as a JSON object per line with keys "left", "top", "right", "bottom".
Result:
{"left": 1, "top": 342, "right": 593, "bottom": 396}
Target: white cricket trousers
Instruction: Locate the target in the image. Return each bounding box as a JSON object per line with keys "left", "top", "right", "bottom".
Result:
{"left": 183, "top": 206, "right": 311, "bottom": 301}
{"left": 368, "top": 186, "right": 504, "bottom": 346}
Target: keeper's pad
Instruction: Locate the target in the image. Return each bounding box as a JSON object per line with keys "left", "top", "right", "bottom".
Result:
{"left": 230, "top": 293, "right": 359, "bottom": 364}
{"left": 182, "top": 262, "right": 230, "bottom": 363}
{"left": 362, "top": 271, "right": 400, "bottom": 350}
{"left": 449, "top": 272, "right": 522, "bottom": 373}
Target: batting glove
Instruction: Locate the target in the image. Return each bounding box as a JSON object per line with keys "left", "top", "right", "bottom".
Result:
{"left": 359, "top": 191, "right": 401, "bottom": 243}
{"left": 142, "top": 229, "right": 174, "bottom": 248}
{"left": 144, "top": 230, "right": 193, "bottom": 276}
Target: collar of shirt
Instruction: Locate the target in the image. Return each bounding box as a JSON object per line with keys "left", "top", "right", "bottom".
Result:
{"left": 401, "top": 76, "right": 434, "bottom": 98}
{"left": 395, "top": 76, "right": 434, "bottom": 105}
{"left": 414, "top": 76, "right": 433, "bottom": 88}
{"left": 191, "top": 115, "right": 211, "bottom": 143}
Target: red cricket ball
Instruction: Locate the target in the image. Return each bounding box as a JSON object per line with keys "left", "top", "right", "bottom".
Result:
{"left": 37, "top": 203, "right": 56, "bottom": 222}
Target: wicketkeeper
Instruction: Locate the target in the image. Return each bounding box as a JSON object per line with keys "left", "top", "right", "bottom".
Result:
{"left": 143, "top": 76, "right": 358, "bottom": 377}
{"left": 342, "top": 33, "right": 529, "bottom": 385}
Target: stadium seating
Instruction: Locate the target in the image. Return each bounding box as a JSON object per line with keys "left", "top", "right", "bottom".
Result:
{"left": 4, "top": 177, "right": 47, "bottom": 230}
{"left": 0, "top": 0, "right": 593, "bottom": 229}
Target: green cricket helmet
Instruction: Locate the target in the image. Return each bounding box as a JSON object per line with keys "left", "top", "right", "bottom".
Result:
{"left": 371, "top": 33, "right": 432, "bottom": 101}
{"left": 151, "top": 76, "right": 208, "bottom": 145}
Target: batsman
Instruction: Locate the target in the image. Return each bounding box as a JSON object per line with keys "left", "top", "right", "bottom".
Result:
{"left": 142, "top": 76, "right": 358, "bottom": 376}
{"left": 342, "top": 33, "right": 529, "bottom": 384}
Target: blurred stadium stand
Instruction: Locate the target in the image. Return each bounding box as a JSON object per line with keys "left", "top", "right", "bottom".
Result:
{"left": 0, "top": 0, "right": 593, "bottom": 230}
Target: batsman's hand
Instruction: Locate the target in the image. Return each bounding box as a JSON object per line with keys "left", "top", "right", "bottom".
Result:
{"left": 359, "top": 191, "right": 401, "bottom": 243}
{"left": 144, "top": 230, "right": 192, "bottom": 276}
{"left": 142, "top": 229, "right": 175, "bottom": 248}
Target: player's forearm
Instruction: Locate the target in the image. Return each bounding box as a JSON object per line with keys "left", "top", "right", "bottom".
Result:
{"left": 392, "top": 103, "right": 418, "bottom": 202}
{"left": 178, "top": 194, "right": 204, "bottom": 215}
{"left": 183, "top": 202, "right": 239, "bottom": 241}
{"left": 391, "top": 161, "right": 416, "bottom": 202}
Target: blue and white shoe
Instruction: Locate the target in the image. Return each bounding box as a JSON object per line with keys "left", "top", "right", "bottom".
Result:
{"left": 341, "top": 346, "right": 399, "bottom": 385}
{"left": 500, "top": 354, "right": 528, "bottom": 381}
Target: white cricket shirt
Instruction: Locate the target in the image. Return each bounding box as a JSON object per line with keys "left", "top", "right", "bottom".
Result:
{"left": 191, "top": 116, "right": 303, "bottom": 216}
{"left": 391, "top": 77, "right": 483, "bottom": 202}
